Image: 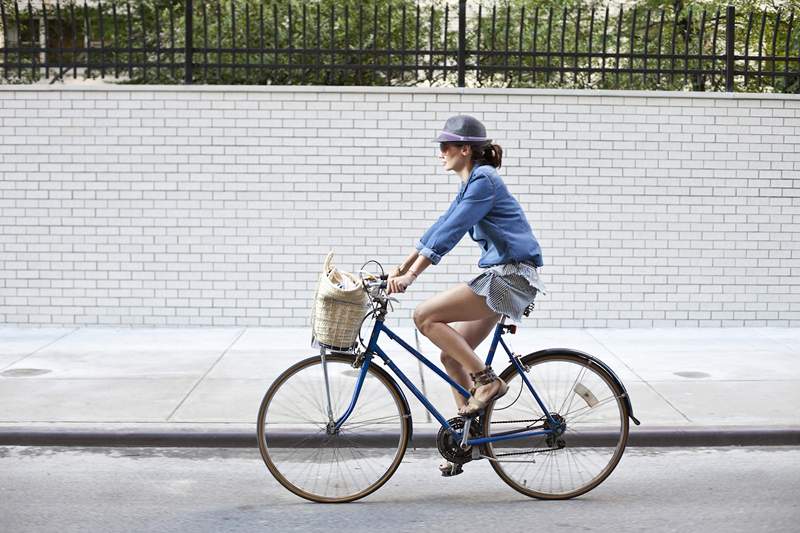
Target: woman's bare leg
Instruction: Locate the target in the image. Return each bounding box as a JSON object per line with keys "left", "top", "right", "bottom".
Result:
{"left": 441, "top": 315, "right": 501, "bottom": 411}
{"left": 413, "top": 284, "right": 503, "bottom": 412}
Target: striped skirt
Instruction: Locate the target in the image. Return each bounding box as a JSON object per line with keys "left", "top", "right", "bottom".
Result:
{"left": 467, "top": 261, "right": 547, "bottom": 322}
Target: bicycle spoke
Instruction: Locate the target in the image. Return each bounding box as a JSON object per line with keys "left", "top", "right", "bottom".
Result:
{"left": 258, "top": 355, "right": 408, "bottom": 503}
{"left": 486, "top": 353, "right": 629, "bottom": 499}
{"left": 561, "top": 394, "right": 620, "bottom": 421}
{"left": 282, "top": 378, "right": 328, "bottom": 421}
{"left": 342, "top": 414, "right": 404, "bottom": 431}
{"left": 559, "top": 363, "right": 588, "bottom": 417}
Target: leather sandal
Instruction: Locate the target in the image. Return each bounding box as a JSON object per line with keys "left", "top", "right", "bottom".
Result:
{"left": 458, "top": 366, "right": 508, "bottom": 417}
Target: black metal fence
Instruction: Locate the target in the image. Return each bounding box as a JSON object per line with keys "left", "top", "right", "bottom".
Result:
{"left": 1, "top": 1, "right": 798, "bottom": 92}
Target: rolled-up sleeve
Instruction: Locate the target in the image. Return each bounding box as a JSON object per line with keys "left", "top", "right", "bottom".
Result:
{"left": 415, "top": 175, "right": 496, "bottom": 265}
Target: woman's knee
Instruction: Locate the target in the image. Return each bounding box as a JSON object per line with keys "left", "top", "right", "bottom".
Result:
{"left": 413, "top": 306, "right": 434, "bottom": 334}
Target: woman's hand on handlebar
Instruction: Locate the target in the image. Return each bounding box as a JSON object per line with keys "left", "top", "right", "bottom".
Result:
{"left": 387, "top": 272, "right": 415, "bottom": 294}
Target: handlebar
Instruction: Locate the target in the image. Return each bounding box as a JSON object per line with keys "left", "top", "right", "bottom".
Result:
{"left": 359, "top": 267, "right": 398, "bottom": 313}
{"left": 361, "top": 273, "right": 389, "bottom": 291}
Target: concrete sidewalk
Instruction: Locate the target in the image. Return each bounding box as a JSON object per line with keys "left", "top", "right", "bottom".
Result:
{"left": 1, "top": 325, "right": 799, "bottom": 446}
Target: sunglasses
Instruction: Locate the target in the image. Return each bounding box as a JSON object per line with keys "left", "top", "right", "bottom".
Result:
{"left": 439, "top": 142, "right": 464, "bottom": 152}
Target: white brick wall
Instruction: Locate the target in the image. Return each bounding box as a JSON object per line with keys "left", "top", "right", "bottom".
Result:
{"left": 1, "top": 86, "right": 798, "bottom": 328}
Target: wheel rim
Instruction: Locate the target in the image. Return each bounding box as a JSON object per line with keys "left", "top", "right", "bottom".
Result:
{"left": 485, "top": 355, "right": 629, "bottom": 499}
{"left": 258, "top": 356, "right": 408, "bottom": 502}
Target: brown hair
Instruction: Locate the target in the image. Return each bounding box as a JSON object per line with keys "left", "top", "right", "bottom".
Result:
{"left": 470, "top": 143, "right": 503, "bottom": 169}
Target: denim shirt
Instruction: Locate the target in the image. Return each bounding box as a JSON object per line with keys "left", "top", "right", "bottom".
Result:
{"left": 415, "top": 164, "right": 544, "bottom": 268}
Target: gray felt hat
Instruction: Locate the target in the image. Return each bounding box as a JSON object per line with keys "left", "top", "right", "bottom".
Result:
{"left": 434, "top": 115, "right": 491, "bottom": 144}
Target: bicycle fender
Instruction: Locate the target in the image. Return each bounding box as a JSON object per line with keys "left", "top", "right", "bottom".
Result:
{"left": 510, "top": 348, "right": 641, "bottom": 426}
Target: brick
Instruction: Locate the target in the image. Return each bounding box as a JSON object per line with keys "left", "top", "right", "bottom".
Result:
{"left": 0, "top": 87, "right": 796, "bottom": 327}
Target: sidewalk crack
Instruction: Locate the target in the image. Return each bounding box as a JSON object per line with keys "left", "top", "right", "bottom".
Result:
{"left": 752, "top": 329, "right": 798, "bottom": 354}
{"left": 166, "top": 328, "right": 247, "bottom": 422}
{"left": 0, "top": 327, "right": 81, "bottom": 372}
{"left": 585, "top": 329, "right": 693, "bottom": 424}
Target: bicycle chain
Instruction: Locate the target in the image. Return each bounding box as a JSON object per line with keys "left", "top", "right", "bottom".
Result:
{"left": 493, "top": 447, "right": 562, "bottom": 457}
{"left": 485, "top": 418, "right": 562, "bottom": 457}
{"left": 491, "top": 418, "right": 546, "bottom": 426}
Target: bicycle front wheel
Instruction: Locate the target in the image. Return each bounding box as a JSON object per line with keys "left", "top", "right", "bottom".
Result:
{"left": 483, "top": 351, "right": 630, "bottom": 499}
{"left": 257, "top": 353, "right": 410, "bottom": 503}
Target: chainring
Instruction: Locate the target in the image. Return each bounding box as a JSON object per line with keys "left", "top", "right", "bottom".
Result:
{"left": 436, "top": 416, "right": 482, "bottom": 465}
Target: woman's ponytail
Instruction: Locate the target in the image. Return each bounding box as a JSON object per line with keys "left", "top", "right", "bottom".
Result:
{"left": 471, "top": 143, "right": 503, "bottom": 169}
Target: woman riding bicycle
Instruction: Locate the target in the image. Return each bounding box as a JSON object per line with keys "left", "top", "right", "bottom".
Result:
{"left": 259, "top": 119, "right": 635, "bottom": 494}
{"left": 387, "top": 114, "right": 547, "bottom": 429}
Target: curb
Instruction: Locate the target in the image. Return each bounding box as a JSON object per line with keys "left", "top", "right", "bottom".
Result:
{"left": 1, "top": 426, "right": 799, "bottom": 448}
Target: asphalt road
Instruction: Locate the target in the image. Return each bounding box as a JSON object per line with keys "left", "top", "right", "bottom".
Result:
{"left": 2, "top": 446, "right": 798, "bottom": 533}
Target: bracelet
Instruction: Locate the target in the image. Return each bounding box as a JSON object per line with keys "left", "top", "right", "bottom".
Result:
{"left": 408, "top": 269, "right": 419, "bottom": 278}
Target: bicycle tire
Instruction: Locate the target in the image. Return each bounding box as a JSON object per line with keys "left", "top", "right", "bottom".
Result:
{"left": 257, "top": 353, "right": 410, "bottom": 503}
{"left": 482, "top": 351, "right": 630, "bottom": 499}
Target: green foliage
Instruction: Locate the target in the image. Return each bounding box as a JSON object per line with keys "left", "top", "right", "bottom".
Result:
{"left": 184, "top": 0, "right": 442, "bottom": 85}
{"left": 468, "top": 0, "right": 799, "bottom": 91}
{"left": 0, "top": 0, "right": 797, "bottom": 92}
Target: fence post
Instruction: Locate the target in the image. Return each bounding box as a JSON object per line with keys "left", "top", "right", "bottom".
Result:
{"left": 185, "top": 0, "right": 194, "bottom": 84}
{"left": 458, "top": 0, "right": 466, "bottom": 87}
{"left": 725, "top": 4, "right": 735, "bottom": 91}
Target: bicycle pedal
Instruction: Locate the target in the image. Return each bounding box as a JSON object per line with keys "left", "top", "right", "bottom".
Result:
{"left": 440, "top": 463, "right": 464, "bottom": 477}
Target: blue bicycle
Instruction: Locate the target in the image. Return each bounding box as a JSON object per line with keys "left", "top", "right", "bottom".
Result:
{"left": 257, "top": 266, "right": 640, "bottom": 503}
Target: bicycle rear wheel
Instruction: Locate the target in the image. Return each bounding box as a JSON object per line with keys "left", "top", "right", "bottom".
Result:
{"left": 257, "top": 353, "right": 410, "bottom": 503}
{"left": 482, "top": 351, "right": 630, "bottom": 499}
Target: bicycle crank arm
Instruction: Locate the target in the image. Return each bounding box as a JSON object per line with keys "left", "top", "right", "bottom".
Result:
{"left": 459, "top": 417, "right": 473, "bottom": 450}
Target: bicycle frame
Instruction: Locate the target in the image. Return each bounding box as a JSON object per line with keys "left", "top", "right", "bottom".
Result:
{"left": 331, "top": 315, "right": 562, "bottom": 447}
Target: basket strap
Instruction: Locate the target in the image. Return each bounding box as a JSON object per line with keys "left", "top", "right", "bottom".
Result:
{"left": 323, "top": 251, "right": 334, "bottom": 275}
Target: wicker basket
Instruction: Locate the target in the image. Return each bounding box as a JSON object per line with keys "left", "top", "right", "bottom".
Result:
{"left": 311, "top": 252, "right": 368, "bottom": 351}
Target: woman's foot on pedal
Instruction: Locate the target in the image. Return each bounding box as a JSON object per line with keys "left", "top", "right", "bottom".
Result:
{"left": 458, "top": 366, "right": 508, "bottom": 417}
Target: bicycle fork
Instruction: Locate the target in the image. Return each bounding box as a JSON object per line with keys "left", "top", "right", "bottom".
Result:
{"left": 321, "top": 348, "right": 374, "bottom": 434}
{"left": 320, "top": 348, "right": 337, "bottom": 432}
